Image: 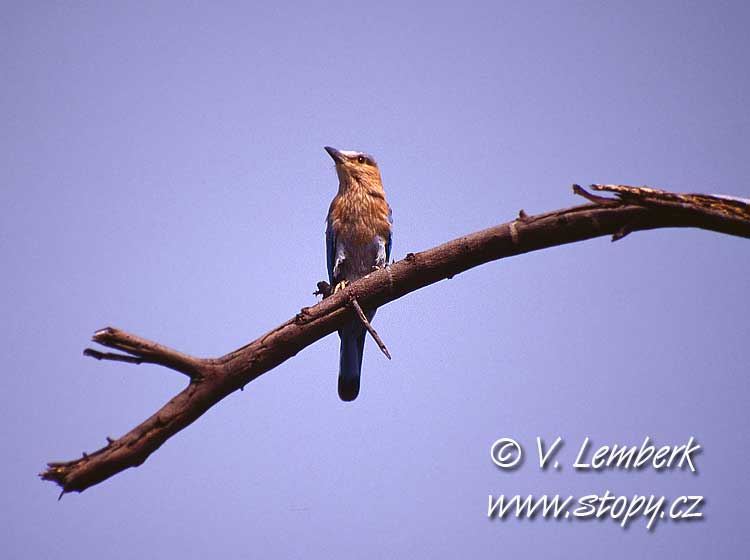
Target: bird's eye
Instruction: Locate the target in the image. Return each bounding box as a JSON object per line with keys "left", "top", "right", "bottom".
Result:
{"left": 357, "top": 156, "right": 366, "bottom": 164}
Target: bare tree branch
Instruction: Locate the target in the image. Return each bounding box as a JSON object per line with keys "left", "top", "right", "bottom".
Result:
{"left": 40, "top": 185, "right": 750, "bottom": 495}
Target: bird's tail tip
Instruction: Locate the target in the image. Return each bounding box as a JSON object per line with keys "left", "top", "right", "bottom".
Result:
{"left": 338, "top": 377, "right": 360, "bottom": 401}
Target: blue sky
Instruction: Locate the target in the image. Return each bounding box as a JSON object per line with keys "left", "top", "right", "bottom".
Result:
{"left": 3, "top": 1, "right": 749, "bottom": 557}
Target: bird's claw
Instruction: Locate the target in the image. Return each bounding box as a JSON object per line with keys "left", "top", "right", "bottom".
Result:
{"left": 333, "top": 280, "right": 349, "bottom": 294}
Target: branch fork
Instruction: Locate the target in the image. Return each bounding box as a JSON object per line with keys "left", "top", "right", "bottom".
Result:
{"left": 314, "top": 279, "right": 392, "bottom": 359}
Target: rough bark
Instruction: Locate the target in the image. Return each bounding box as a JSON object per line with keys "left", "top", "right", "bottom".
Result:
{"left": 40, "top": 185, "right": 750, "bottom": 496}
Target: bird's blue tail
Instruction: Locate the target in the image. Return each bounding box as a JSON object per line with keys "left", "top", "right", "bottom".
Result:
{"left": 337, "top": 310, "right": 375, "bottom": 401}
{"left": 338, "top": 326, "right": 365, "bottom": 401}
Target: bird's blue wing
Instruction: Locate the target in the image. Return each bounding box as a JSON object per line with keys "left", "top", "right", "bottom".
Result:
{"left": 385, "top": 204, "right": 393, "bottom": 262}
{"left": 326, "top": 217, "right": 336, "bottom": 285}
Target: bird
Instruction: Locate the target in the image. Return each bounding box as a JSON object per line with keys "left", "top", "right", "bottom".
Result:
{"left": 324, "top": 146, "right": 393, "bottom": 401}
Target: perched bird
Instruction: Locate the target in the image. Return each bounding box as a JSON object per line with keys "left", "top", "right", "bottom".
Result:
{"left": 325, "top": 146, "right": 393, "bottom": 401}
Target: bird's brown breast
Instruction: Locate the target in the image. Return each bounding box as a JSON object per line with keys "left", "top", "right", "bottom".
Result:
{"left": 330, "top": 184, "right": 391, "bottom": 246}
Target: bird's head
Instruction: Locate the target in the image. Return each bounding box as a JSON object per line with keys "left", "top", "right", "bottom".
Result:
{"left": 324, "top": 146, "right": 383, "bottom": 191}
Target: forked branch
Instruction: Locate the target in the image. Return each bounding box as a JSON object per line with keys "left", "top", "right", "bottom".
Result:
{"left": 41, "top": 184, "right": 750, "bottom": 495}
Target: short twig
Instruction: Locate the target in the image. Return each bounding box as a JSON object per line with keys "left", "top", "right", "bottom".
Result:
{"left": 572, "top": 184, "right": 620, "bottom": 206}
{"left": 85, "top": 327, "right": 201, "bottom": 379}
{"left": 611, "top": 225, "right": 633, "bottom": 242}
{"left": 83, "top": 348, "right": 145, "bottom": 364}
{"left": 349, "top": 297, "right": 392, "bottom": 360}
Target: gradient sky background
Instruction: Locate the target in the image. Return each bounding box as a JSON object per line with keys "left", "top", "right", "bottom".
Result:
{"left": 3, "top": 1, "right": 749, "bottom": 557}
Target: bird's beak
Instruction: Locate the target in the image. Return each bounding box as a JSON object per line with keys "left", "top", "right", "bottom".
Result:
{"left": 324, "top": 146, "right": 344, "bottom": 164}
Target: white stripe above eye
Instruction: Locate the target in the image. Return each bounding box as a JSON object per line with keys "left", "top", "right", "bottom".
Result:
{"left": 338, "top": 150, "right": 363, "bottom": 158}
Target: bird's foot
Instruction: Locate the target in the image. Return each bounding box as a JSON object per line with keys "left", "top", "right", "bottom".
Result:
{"left": 314, "top": 281, "right": 332, "bottom": 298}
{"left": 333, "top": 280, "right": 349, "bottom": 294}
